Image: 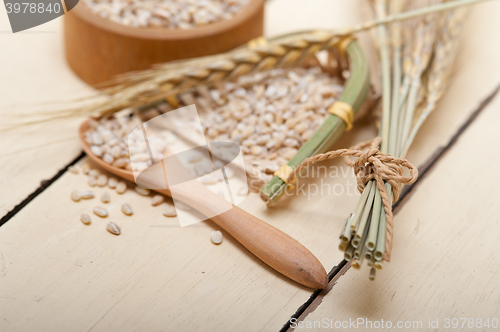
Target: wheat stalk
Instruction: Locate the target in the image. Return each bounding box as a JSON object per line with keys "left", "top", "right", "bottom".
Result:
{"left": 397, "top": 0, "right": 441, "bottom": 155}
{"left": 341, "top": 0, "right": 470, "bottom": 279}
{"left": 0, "top": 31, "right": 347, "bottom": 130}
{"left": 0, "top": 0, "right": 489, "bottom": 132}
{"left": 403, "top": 7, "right": 468, "bottom": 152}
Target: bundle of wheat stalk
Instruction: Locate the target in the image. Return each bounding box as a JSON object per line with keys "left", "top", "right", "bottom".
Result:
{"left": 337, "top": 0, "right": 469, "bottom": 279}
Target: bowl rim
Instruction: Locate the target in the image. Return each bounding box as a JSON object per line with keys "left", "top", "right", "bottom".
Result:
{"left": 69, "top": 0, "right": 265, "bottom": 40}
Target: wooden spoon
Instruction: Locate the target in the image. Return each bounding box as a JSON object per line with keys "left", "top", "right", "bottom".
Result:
{"left": 79, "top": 120, "right": 328, "bottom": 289}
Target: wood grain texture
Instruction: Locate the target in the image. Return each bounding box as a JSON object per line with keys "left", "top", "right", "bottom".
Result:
{"left": 64, "top": 0, "right": 264, "bottom": 86}
{"left": 0, "top": 156, "right": 356, "bottom": 332}
{"left": 0, "top": 1, "right": 500, "bottom": 331}
{"left": 0, "top": 17, "right": 92, "bottom": 219}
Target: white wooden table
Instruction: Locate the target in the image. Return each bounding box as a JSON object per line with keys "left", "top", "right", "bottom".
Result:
{"left": 1, "top": 1, "right": 500, "bottom": 331}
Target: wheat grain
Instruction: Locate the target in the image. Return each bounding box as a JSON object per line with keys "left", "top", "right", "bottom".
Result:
{"left": 68, "top": 166, "right": 79, "bottom": 174}
{"left": 101, "top": 191, "right": 111, "bottom": 203}
{"left": 163, "top": 207, "right": 177, "bottom": 217}
{"left": 106, "top": 222, "right": 121, "bottom": 235}
{"left": 93, "top": 206, "right": 108, "bottom": 217}
{"left": 116, "top": 181, "right": 127, "bottom": 194}
{"left": 134, "top": 186, "right": 150, "bottom": 196}
{"left": 80, "top": 190, "right": 96, "bottom": 199}
{"left": 121, "top": 203, "right": 134, "bottom": 215}
{"left": 82, "top": 163, "right": 92, "bottom": 175}
{"left": 211, "top": 230, "right": 223, "bottom": 244}
{"left": 151, "top": 194, "right": 164, "bottom": 206}
{"left": 88, "top": 177, "right": 97, "bottom": 187}
{"left": 107, "top": 177, "right": 118, "bottom": 188}
{"left": 89, "top": 169, "right": 100, "bottom": 178}
{"left": 97, "top": 174, "right": 108, "bottom": 187}
{"left": 71, "top": 190, "right": 81, "bottom": 202}
{"left": 80, "top": 213, "right": 92, "bottom": 225}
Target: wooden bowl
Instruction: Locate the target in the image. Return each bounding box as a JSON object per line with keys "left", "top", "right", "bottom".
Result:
{"left": 64, "top": 0, "right": 265, "bottom": 87}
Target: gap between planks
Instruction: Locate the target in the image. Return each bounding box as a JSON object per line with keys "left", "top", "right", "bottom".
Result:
{"left": 0, "top": 152, "right": 85, "bottom": 228}
{"left": 1, "top": 81, "right": 499, "bottom": 330}
{"left": 280, "top": 80, "right": 500, "bottom": 332}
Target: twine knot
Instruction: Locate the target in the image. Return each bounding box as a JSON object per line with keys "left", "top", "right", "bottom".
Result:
{"left": 287, "top": 137, "right": 418, "bottom": 261}
{"left": 345, "top": 137, "right": 417, "bottom": 203}
{"left": 354, "top": 144, "right": 379, "bottom": 168}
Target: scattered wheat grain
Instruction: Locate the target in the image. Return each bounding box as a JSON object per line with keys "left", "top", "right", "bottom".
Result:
{"left": 71, "top": 190, "right": 81, "bottom": 202}
{"left": 93, "top": 206, "right": 108, "bottom": 217}
{"left": 211, "top": 230, "right": 223, "bottom": 244}
{"left": 101, "top": 191, "right": 110, "bottom": 203}
{"left": 80, "top": 213, "right": 92, "bottom": 225}
{"left": 97, "top": 174, "right": 108, "bottom": 187}
{"left": 163, "top": 207, "right": 177, "bottom": 217}
{"left": 68, "top": 165, "right": 79, "bottom": 174}
{"left": 151, "top": 194, "right": 164, "bottom": 206}
{"left": 134, "top": 186, "right": 150, "bottom": 196}
{"left": 121, "top": 203, "right": 134, "bottom": 215}
{"left": 108, "top": 177, "right": 118, "bottom": 188}
{"left": 106, "top": 222, "right": 121, "bottom": 235}
{"left": 116, "top": 181, "right": 127, "bottom": 194}
{"left": 80, "top": 190, "right": 95, "bottom": 199}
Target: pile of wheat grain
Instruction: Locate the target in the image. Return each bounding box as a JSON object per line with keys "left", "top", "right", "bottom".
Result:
{"left": 83, "top": 0, "right": 249, "bottom": 29}
{"left": 85, "top": 66, "right": 344, "bottom": 187}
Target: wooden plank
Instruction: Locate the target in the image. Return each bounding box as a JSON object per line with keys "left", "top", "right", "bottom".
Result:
{"left": 0, "top": 16, "right": 93, "bottom": 218}
{"left": 0, "top": 1, "right": 499, "bottom": 331}
{"left": 265, "top": 1, "right": 500, "bottom": 329}
{"left": 294, "top": 86, "right": 500, "bottom": 332}
{"left": 0, "top": 156, "right": 354, "bottom": 332}
{"left": 0, "top": 3, "right": 377, "bottom": 326}
{"left": 0, "top": 6, "right": 373, "bottom": 330}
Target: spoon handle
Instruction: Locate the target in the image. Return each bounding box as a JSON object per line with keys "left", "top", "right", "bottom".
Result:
{"left": 80, "top": 120, "right": 327, "bottom": 289}
{"left": 213, "top": 205, "right": 328, "bottom": 289}
{"left": 158, "top": 180, "right": 328, "bottom": 289}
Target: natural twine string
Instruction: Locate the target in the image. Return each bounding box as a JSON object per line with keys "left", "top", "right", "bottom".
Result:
{"left": 287, "top": 137, "right": 418, "bottom": 261}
